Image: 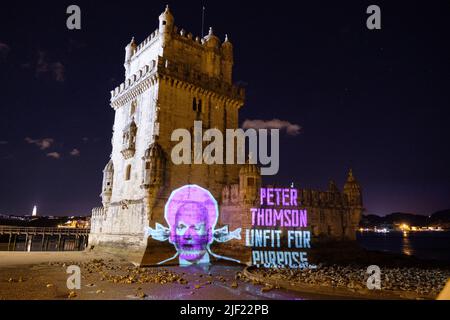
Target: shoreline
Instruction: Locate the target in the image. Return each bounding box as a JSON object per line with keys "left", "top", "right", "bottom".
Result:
{"left": 0, "top": 251, "right": 338, "bottom": 300}
{"left": 243, "top": 265, "right": 447, "bottom": 300}
{"left": 0, "top": 250, "right": 448, "bottom": 300}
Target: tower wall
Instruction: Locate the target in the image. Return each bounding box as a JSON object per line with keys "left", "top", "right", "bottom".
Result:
{"left": 89, "top": 6, "right": 244, "bottom": 265}
{"left": 89, "top": 7, "right": 363, "bottom": 265}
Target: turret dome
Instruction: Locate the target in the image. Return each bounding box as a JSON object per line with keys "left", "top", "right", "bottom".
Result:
{"left": 204, "top": 27, "right": 220, "bottom": 48}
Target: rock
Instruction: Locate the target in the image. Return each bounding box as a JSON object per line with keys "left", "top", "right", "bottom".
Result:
{"left": 68, "top": 291, "right": 77, "bottom": 299}
{"left": 261, "top": 285, "right": 274, "bottom": 293}
{"left": 231, "top": 281, "right": 238, "bottom": 289}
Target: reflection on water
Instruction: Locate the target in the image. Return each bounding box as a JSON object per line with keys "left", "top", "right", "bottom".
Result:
{"left": 357, "top": 231, "right": 450, "bottom": 262}
{"left": 401, "top": 232, "right": 413, "bottom": 256}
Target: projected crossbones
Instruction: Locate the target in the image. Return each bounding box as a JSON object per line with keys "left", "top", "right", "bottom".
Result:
{"left": 144, "top": 185, "right": 242, "bottom": 265}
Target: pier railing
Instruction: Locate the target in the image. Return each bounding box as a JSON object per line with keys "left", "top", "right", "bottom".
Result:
{"left": 0, "top": 226, "right": 90, "bottom": 251}
{"left": 0, "top": 226, "right": 90, "bottom": 236}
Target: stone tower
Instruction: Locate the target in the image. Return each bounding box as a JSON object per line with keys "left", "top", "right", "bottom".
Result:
{"left": 89, "top": 6, "right": 363, "bottom": 265}
{"left": 342, "top": 169, "right": 363, "bottom": 240}
{"left": 89, "top": 6, "right": 245, "bottom": 263}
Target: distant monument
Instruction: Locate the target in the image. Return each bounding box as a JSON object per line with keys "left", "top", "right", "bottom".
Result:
{"left": 31, "top": 205, "right": 37, "bottom": 217}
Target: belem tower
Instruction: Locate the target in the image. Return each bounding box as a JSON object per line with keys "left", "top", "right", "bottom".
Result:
{"left": 89, "top": 6, "right": 363, "bottom": 265}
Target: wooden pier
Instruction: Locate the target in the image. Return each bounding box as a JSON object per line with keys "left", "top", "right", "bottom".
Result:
{"left": 0, "top": 226, "right": 89, "bottom": 251}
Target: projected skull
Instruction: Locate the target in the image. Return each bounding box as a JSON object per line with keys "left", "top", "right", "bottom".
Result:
{"left": 171, "top": 202, "right": 212, "bottom": 264}
{"left": 145, "top": 185, "right": 241, "bottom": 265}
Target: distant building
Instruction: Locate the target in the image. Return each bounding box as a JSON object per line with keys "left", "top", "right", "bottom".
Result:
{"left": 59, "top": 218, "right": 91, "bottom": 229}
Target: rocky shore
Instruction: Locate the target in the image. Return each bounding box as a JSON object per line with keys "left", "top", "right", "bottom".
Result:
{"left": 1, "top": 251, "right": 448, "bottom": 300}
{"left": 1, "top": 252, "right": 331, "bottom": 300}
{"left": 244, "top": 264, "right": 450, "bottom": 299}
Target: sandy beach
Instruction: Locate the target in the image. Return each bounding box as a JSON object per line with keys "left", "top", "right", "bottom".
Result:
{"left": 0, "top": 251, "right": 337, "bottom": 300}
{"left": 1, "top": 250, "right": 448, "bottom": 300}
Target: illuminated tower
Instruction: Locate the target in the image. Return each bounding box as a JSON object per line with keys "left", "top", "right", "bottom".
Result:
{"left": 90, "top": 6, "right": 245, "bottom": 263}
{"left": 343, "top": 169, "right": 362, "bottom": 206}
{"left": 343, "top": 169, "right": 363, "bottom": 240}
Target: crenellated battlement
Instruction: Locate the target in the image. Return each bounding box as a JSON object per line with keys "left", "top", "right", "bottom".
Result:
{"left": 133, "top": 29, "right": 160, "bottom": 57}
{"left": 221, "top": 184, "right": 358, "bottom": 209}
{"left": 111, "top": 55, "right": 244, "bottom": 109}
{"left": 299, "top": 189, "right": 349, "bottom": 208}
{"left": 129, "top": 25, "right": 231, "bottom": 64}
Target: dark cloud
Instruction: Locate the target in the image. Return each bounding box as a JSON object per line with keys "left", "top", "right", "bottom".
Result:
{"left": 1, "top": 154, "right": 14, "bottom": 160}
{"left": 46, "top": 152, "right": 61, "bottom": 159}
{"left": 70, "top": 148, "right": 80, "bottom": 156}
{"left": 51, "top": 62, "right": 65, "bottom": 82}
{"left": 25, "top": 137, "right": 54, "bottom": 150}
{"left": 35, "top": 51, "right": 65, "bottom": 82}
{"left": 0, "top": 42, "right": 10, "bottom": 61}
{"left": 242, "top": 119, "right": 302, "bottom": 136}
{"left": 67, "top": 39, "right": 87, "bottom": 52}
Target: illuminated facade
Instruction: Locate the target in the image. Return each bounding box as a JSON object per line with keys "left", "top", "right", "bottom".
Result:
{"left": 89, "top": 6, "right": 363, "bottom": 265}
{"left": 89, "top": 6, "right": 245, "bottom": 264}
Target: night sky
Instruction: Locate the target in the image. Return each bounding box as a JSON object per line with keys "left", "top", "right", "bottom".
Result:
{"left": 0, "top": 1, "right": 449, "bottom": 216}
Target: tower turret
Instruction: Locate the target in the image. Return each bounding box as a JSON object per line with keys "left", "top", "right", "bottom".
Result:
{"left": 204, "top": 27, "right": 220, "bottom": 49}
{"left": 343, "top": 169, "right": 362, "bottom": 206}
{"left": 239, "top": 161, "right": 261, "bottom": 205}
{"left": 101, "top": 160, "right": 114, "bottom": 207}
{"left": 121, "top": 118, "right": 137, "bottom": 159}
{"left": 141, "top": 142, "right": 166, "bottom": 220}
{"left": 221, "top": 34, "right": 233, "bottom": 84}
{"left": 221, "top": 34, "right": 233, "bottom": 60}
{"left": 159, "top": 5, "right": 174, "bottom": 47}
{"left": 141, "top": 142, "right": 166, "bottom": 188}
{"left": 343, "top": 169, "right": 363, "bottom": 240}
{"left": 124, "top": 37, "right": 137, "bottom": 75}
{"left": 328, "top": 180, "right": 339, "bottom": 193}
{"left": 202, "top": 27, "right": 221, "bottom": 78}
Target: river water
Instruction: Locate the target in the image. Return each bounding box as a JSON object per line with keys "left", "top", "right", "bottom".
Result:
{"left": 357, "top": 231, "right": 450, "bottom": 262}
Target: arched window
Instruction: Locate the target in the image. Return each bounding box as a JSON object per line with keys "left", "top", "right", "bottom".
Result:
{"left": 125, "top": 164, "right": 131, "bottom": 181}
{"left": 192, "top": 97, "right": 203, "bottom": 113}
